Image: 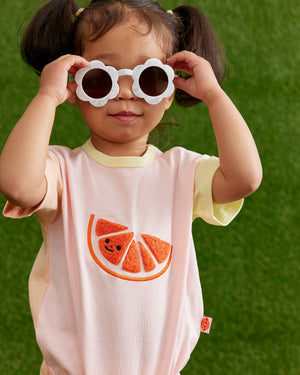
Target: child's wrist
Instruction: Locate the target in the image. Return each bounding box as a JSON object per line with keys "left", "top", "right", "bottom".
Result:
{"left": 202, "top": 87, "right": 225, "bottom": 107}
{"left": 35, "top": 90, "right": 61, "bottom": 108}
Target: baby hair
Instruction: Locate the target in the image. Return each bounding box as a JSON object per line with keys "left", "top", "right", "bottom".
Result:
{"left": 21, "top": 0, "right": 225, "bottom": 107}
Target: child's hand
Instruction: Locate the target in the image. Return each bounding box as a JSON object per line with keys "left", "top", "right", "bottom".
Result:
{"left": 38, "top": 54, "right": 89, "bottom": 106}
{"left": 167, "top": 51, "right": 222, "bottom": 104}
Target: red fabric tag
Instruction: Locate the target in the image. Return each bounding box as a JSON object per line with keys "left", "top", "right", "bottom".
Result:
{"left": 201, "top": 316, "right": 213, "bottom": 334}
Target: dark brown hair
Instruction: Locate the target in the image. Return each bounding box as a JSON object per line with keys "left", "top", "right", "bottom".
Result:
{"left": 21, "top": 0, "right": 225, "bottom": 107}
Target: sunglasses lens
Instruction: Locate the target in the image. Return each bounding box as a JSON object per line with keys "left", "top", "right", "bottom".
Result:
{"left": 139, "top": 67, "right": 169, "bottom": 97}
{"left": 82, "top": 69, "right": 112, "bottom": 99}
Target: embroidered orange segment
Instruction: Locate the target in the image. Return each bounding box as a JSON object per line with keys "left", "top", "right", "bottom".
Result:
{"left": 141, "top": 234, "right": 171, "bottom": 264}
{"left": 122, "top": 240, "right": 141, "bottom": 273}
{"left": 88, "top": 215, "right": 172, "bottom": 281}
{"left": 98, "top": 232, "right": 134, "bottom": 265}
{"left": 139, "top": 241, "right": 156, "bottom": 272}
{"left": 96, "top": 219, "right": 128, "bottom": 236}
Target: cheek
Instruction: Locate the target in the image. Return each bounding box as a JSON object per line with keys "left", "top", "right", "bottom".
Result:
{"left": 78, "top": 100, "right": 97, "bottom": 116}
{"left": 78, "top": 101, "right": 104, "bottom": 126}
{"left": 144, "top": 108, "right": 165, "bottom": 131}
{"left": 147, "top": 98, "right": 173, "bottom": 123}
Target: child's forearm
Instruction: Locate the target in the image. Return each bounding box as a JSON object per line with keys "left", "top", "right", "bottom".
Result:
{"left": 0, "top": 54, "right": 88, "bottom": 208}
{"left": 168, "top": 51, "right": 262, "bottom": 203}
{"left": 0, "top": 93, "right": 57, "bottom": 207}
{"left": 205, "top": 89, "right": 262, "bottom": 203}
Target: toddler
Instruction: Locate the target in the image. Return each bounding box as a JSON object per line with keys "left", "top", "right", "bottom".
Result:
{"left": 0, "top": 0, "right": 262, "bottom": 374}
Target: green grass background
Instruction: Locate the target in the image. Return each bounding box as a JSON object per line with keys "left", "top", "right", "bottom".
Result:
{"left": 0, "top": 0, "right": 299, "bottom": 374}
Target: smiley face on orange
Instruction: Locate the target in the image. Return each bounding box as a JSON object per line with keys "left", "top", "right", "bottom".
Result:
{"left": 98, "top": 232, "right": 134, "bottom": 265}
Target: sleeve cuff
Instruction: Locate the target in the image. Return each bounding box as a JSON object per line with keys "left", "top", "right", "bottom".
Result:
{"left": 3, "top": 201, "right": 40, "bottom": 219}
{"left": 193, "top": 155, "right": 243, "bottom": 226}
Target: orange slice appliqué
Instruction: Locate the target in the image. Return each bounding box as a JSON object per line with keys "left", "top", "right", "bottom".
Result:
{"left": 98, "top": 232, "right": 134, "bottom": 265}
{"left": 87, "top": 215, "right": 172, "bottom": 281}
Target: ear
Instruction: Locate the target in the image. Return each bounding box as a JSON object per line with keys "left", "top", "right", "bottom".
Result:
{"left": 67, "top": 93, "right": 79, "bottom": 106}
{"left": 164, "top": 92, "right": 174, "bottom": 111}
{"left": 67, "top": 81, "right": 79, "bottom": 105}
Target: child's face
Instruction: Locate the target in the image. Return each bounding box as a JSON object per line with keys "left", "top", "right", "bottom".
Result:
{"left": 76, "top": 17, "right": 173, "bottom": 154}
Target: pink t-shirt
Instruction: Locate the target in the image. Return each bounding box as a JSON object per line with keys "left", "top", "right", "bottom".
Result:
{"left": 4, "top": 140, "right": 242, "bottom": 375}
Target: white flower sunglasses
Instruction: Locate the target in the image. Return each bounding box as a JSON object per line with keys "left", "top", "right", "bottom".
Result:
{"left": 75, "top": 58, "right": 175, "bottom": 107}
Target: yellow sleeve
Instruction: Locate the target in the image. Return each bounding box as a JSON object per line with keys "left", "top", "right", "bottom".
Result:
{"left": 193, "top": 155, "right": 243, "bottom": 225}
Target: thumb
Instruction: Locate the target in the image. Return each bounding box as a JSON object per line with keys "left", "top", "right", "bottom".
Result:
{"left": 173, "top": 76, "right": 193, "bottom": 95}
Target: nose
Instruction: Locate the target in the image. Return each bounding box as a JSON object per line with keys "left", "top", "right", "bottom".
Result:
{"left": 115, "top": 75, "right": 137, "bottom": 101}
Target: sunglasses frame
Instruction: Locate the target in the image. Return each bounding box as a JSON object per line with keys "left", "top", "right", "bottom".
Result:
{"left": 75, "top": 58, "right": 175, "bottom": 107}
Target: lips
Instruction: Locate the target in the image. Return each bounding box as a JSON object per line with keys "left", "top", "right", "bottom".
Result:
{"left": 110, "top": 111, "right": 141, "bottom": 123}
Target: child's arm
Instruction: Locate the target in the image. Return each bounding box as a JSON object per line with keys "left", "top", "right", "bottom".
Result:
{"left": 0, "top": 55, "right": 88, "bottom": 208}
{"left": 168, "top": 51, "right": 262, "bottom": 203}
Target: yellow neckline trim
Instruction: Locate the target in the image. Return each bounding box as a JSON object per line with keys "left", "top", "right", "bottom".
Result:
{"left": 81, "top": 139, "right": 159, "bottom": 168}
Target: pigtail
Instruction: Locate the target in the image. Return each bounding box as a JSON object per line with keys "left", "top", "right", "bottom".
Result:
{"left": 21, "top": 0, "right": 79, "bottom": 74}
{"left": 173, "top": 5, "right": 226, "bottom": 107}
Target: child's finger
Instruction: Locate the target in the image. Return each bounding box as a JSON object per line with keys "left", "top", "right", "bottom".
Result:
{"left": 67, "top": 57, "right": 90, "bottom": 75}
{"left": 38, "top": 55, "right": 89, "bottom": 106}
{"left": 59, "top": 54, "right": 90, "bottom": 75}
{"left": 173, "top": 76, "right": 194, "bottom": 95}
{"left": 167, "top": 51, "right": 199, "bottom": 74}
{"left": 169, "top": 61, "right": 193, "bottom": 76}
{"left": 168, "top": 62, "right": 193, "bottom": 76}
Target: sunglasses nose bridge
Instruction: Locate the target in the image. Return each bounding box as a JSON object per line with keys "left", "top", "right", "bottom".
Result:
{"left": 117, "top": 69, "right": 133, "bottom": 78}
{"left": 115, "top": 69, "right": 136, "bottom": 100}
